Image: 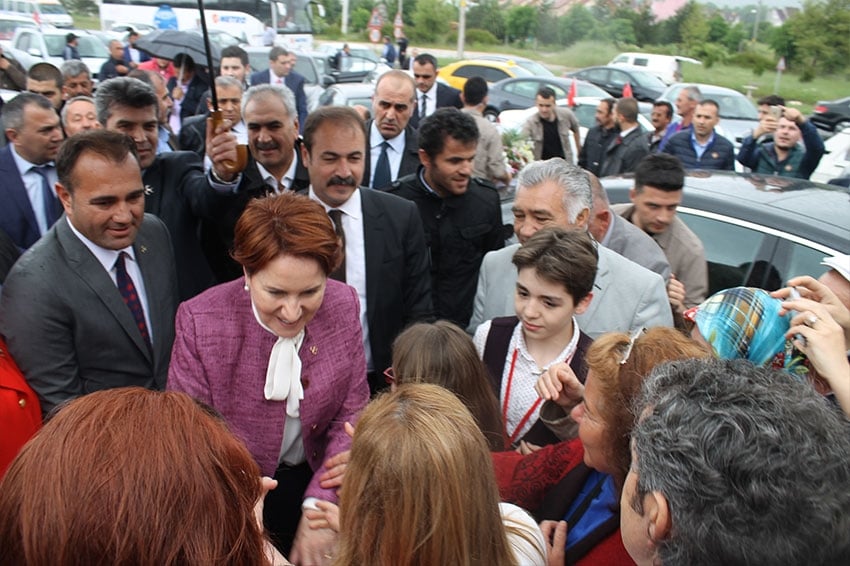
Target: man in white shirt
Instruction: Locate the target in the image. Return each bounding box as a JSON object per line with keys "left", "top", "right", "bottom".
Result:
{"left": 301, "top": 105, "right": 433, "bottom": 394}
{"left": 0, "top": 130, "right": 178, "bottom": 417}
{"left": 409, "top": 53, "right": 462, "bottom": 128}
{"left": 363, "top": 70, "right": 420, "bottom": 189}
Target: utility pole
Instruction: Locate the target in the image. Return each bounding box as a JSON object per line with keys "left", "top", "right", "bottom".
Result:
{"left": 457, "top": 0, "right": 467, "bottom": 59}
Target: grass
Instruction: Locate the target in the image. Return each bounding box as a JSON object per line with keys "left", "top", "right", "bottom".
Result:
{"left": 71, "top": 13, "right": 100, "bottom": 30}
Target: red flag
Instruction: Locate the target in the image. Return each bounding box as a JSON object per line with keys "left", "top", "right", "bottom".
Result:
{"left": 567, "top": 79, "right": 577, "bottom": 107}
{"left": 622, "top": 83, "right": 633, "bottom": 98}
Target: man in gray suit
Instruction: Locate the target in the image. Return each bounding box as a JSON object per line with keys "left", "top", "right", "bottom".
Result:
{"left": 468, "top": 158, "right": 672, "bottom": 337}
{"left": 587, "top": 172, "right": 670, "bottom": 281}
{"left": 0, "top": 130, "right": 178, "bottom": 417}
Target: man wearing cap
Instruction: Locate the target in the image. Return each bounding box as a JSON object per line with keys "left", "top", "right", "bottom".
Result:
{"left": 63, "top": 33, "right": 80, "bottom": 61}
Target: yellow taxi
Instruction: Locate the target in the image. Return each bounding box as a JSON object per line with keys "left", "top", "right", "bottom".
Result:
{"left": 437, "top": 58, "right": 534, "bottom": 90}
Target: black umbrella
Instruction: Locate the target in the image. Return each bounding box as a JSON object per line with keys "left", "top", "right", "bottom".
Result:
{"left": 134, "top": 29, "right": 221, "bottom": 69}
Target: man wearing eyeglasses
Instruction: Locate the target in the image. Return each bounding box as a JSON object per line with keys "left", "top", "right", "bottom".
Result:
{"left": 363, "top": 70, "right": 421, "bottom": 190}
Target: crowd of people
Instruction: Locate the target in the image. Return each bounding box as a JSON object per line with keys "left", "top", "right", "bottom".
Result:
{"left": 1, "top": 36, "right": 849, "bottom": 566}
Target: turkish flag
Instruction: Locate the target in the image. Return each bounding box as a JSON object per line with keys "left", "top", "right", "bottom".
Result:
{"left": 567, "top": 80, "right": 577, "bottom": 107}
{"left": 622, "top": 83, "right": 633, "bottom": 98}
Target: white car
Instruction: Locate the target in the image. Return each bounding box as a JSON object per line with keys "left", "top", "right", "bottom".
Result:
{"left": 7, "top": 28, "right": 110, "bottom": 79}
{"left": 810, "top": 129, "right": 850, "bottom": 184}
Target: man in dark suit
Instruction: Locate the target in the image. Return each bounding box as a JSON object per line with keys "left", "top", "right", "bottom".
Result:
{"left": 202, "top": 84, "right": 310, "bottom": 282}
{"left": 166, "top": 54, "right": 209, "bottom": 129}
{"left": 0, "top": 93, "right": 64, "bottom": 250}
{"left": 599, "top": 97, "right": 649, "bottom": 177}
{"left": 302, "top": 106, "right": 433, "bottom": 394}
{"left": 249, "top": 46, "right": 308, "bottom": 134}
{"left": 409, "top": 53, "right": 462, "bottom": 129}
{"left": 0, "top": 130, "right": 179, "bottom": 417}
{"left": 363, "top": 70, "right": 420, "bottom": 189}
{"left": 96, "top": 77, "right": 242, "bottom": 300}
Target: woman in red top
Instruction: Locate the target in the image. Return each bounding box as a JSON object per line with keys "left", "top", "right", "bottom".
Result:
{"left": 493, "top": 327, "right": 710, "bottom": 565}
{"left": 0, "top": 338, "right": 40, "bottom": 478}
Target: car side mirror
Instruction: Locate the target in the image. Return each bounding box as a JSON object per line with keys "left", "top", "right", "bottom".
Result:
{"left": 322, "top": 75, "right": 335, "bottom": 87}
{"left": 27, "top": 47, "right": 42, "bottom": 57}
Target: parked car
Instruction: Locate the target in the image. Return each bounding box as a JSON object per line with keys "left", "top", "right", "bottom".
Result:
{"left": 475, "top": 55, "right": 554, "bottom": 78}
{"left": 36, "top": 0, "right": 73, "bottom": 28}
{"left": 603, "top": 172, "right": 849, "bottom": 295}
{"left": 109, "top": 22, "right": 158, "bottom": 34}
{"left": 487, "top": 76, "right": 609, "bottom": 115}
{"left": 315, "top": 42, "right": 390, "bottom": 82}
{"left": 567, "top": 65, "right": 667, "bottom": 102}
{"left": 7, "top": 28, "right": 110, "bottom": 79}
{"left": 810, "top": 96, "right": 850, "bottom": 133}
{"left": 657, "top": 82, "right": 759, "bottom": 147}
{"left": 244, "top": 46, "right": 333, "bottom": 111}
{"left": 0, "top": 13, "right": 38, "bottom": 42}
{"left": 810, "top": 128, "right": 850, "bottom": 184}
{"left": 608, "top": 52, "right": 701, "bottom": 85}
{"left": 438, "top": 58, "right": 534, "bottom": 90}
{"left": 318, "top": 82, "right": 374, "bottom": 117}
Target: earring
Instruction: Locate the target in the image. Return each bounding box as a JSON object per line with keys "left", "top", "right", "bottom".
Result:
{"left": 244, "top": 282, "right": 249, "bottom": 291}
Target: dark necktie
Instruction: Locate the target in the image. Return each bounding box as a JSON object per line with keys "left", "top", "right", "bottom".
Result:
{"left": 31, "top": 165, "right": 60, "bottom": 229}
{"left": 372, "top": 141, "right": 391, "bottom": 189}
{"left": 114, "top": 252, "right": 152, "bottom": 351}
{"left": 420, "top": 93, "right": 428, "bottom": 120}
{"left": 328, "top": 210, "right": 346, "bottom": 283}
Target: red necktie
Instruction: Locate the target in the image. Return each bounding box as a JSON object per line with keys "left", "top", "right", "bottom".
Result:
{"left": 115, "top": 252, "right": 152, "bottom": 351}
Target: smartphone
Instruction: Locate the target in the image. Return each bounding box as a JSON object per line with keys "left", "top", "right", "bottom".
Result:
{"left": 769, "top": 105, "right": 782, "bottom": 119}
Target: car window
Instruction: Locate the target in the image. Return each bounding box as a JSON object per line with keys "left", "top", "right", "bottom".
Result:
{"left": 77, "top": 36, "right": 109, "bottom": 58}
{"left": 633, "top": 58, "right": 649, "bottom": 66}
{"left": 454, "top": 64, "right": 487, "bottom": 79}
{"left": 678, "top": 210, "right": 771, "bottom": 294}
{"left": 715, "top": 94, "right": 759, "bottom": 120}
{"left": 543, "top": 82, "right": 568, "bottom": 99}
{"left": 582, "top": 68, "right": 609, "bottom": 83}
{"left": 503, "top": 80, "right": 537, "bottom": 100}
{"left": 630, "top": 70, "right": 667, "bottom": 88}
{"left": 293, "top": 56, "right": 317, "bottom": 84}
{"left": 44, "top": 35, "right": 64, "bottom": 57}
{"left": 571, "top": 104, "right": 597, "bottom": 129}
{"left": 612, "top": 55, "right": 629, "bottom": 64}
{"left": 609, "top": 70, "right": 627, "bottom": 88}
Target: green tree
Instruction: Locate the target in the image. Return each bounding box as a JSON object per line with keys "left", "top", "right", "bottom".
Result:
{"left": 707, "top": 14, "right": 729, "bottom": 43}
{"left": 411, "top": 0, "right": 454, "bottom": 42}
{"left": 557, "top": 4, "right": 595, "bottom": 46}
{"left": 505, "top": 5, "right": 537, "bottom": 45}
{"left": 786, "top": 0, "right": 850, "bottom": 74}
{"left": 466, "top": 0, "right": 506, "bottom": 41}
{"left": 63, "top": 0, "right": 98, "bottom": 16}
{"left": 679, "top": 1, "right": 710, "bottom": 50}
{"left": 608, "top": 18, "right": 636, "bottom": 45}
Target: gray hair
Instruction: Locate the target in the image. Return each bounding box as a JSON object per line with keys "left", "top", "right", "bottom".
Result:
{"left": 94, "top": 77, "right": 158, "bottom": 125}
{"left": 214, "top": 75, "right": 244, "bottom": 92}
{"left": 631, "top": 358, "right": 850, "bottom": 565}
{"left": 516, "top": 158, "right": 592, "bottom": 224}
{"left": 1, "top": 92, "right": 54, "bottom": 131}
{"left": 241, "top": 84, "right": 296, "bottom": 123}
{"left": 588, "top": 171, "right": 609, "bottom": 212}
{"left": 681, "top": 85, "right": 702, "bottom": 102}
{"left": 60, "top": 95, "right": 96, "bottom": 126}
{"left": 60, "top": 60, "right": 90, "bottom": 80}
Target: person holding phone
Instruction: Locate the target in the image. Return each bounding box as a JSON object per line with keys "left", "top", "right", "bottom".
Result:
{"left": 737, "top": 102, "right": 825, "bottom": 179}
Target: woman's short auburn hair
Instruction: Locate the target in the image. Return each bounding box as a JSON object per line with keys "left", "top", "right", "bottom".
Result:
{"left": 232, "top": 191, "right": 342, "bottom": 276}
{"left": 585, "top": 327, "right": 711, "bottom": 487}
{"left": 0, "top": 388, "right": 269, "bottom": 566}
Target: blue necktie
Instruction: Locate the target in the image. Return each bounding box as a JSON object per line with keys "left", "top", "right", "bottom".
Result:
{"left": 115, "top": 252, "right": 152, "bottom": 352}
{"left": 31, "top": 165, "right": 60, "bottom": 229}
{"left": 372, "top": 141, "right": 391, "bottom": 189}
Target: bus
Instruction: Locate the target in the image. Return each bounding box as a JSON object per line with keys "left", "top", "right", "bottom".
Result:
{"left": 99, "top": 0, "right": 323, "bottom": 50}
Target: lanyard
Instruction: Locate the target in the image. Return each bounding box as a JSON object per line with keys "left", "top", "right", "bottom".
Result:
{"left": 502, "top": 346, "right": 576, "bottom": 445}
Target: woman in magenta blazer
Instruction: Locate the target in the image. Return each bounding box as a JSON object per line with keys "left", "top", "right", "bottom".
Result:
{"left": 168, "top": 192, "right": 369, "bottom": 563}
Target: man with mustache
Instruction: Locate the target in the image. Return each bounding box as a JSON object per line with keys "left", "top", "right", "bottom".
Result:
{"left": 389, "top": 108, "right": 504, "bottom": 328}
{"left": 302, "top": 105, "right": 433, "bottom": 395}
{"left": 200, "top": 84, "right": 311, "bottom": 283}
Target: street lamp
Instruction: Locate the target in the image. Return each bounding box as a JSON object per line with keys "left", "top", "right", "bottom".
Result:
{"left": 751, "top": 1, "right": 762, "bottom": 43}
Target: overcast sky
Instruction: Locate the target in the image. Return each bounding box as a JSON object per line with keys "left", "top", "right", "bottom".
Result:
{"left": 706, "top": 0, "right": 802, "bottom": 7}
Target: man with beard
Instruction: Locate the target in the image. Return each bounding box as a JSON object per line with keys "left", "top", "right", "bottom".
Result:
{"left": 303, "top": 106, "right": 432, "bottom": 394}
{"left": 390, "top": 108, "right": 503, "bottom": 328}
{"left": 578, "top": 98, "right": 618, "bottom": 176}
{"left": 647, "top": 100, "right": 672, "bottom": 152}
{"left": 737, "top": 106, "right": 825, "bottom": 179}
{"left": 363, "top": 70, "right": 420, "bottom": 189}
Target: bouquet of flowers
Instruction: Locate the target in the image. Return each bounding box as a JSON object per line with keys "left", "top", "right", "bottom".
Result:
{"left": 502, "top": 129, "right": 533, "bottom": 175}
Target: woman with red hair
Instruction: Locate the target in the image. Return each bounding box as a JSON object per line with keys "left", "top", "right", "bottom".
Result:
{"left": 0, "top": 387, "right": 288, "bottom": 565}
{"left": 168, "top": 191, "right": 369, "bottom": 563}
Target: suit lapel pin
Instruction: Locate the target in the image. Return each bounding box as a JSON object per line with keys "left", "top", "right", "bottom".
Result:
{"left": 310, "top": 345, "right": 318, "bottom": 355}
{"left": 144, "top": 184, "right": 154, "bottom": 196}
{"left": 139, "top": 245, "right": 148, "bottom": 254}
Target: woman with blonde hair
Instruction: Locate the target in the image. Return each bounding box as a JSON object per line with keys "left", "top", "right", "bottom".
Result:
{"left": 314, "top": 384, "right": 545, "bottom": 565}
{"left": 389, "top": 320, "right": 506, "bottom": 451}
{"left": 0, "top": 387, "right": 289, "bottom": 565}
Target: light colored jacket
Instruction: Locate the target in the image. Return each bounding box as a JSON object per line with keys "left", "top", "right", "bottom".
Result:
{"left": 521, "top": 107, "right": 580, "bottom": 163}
